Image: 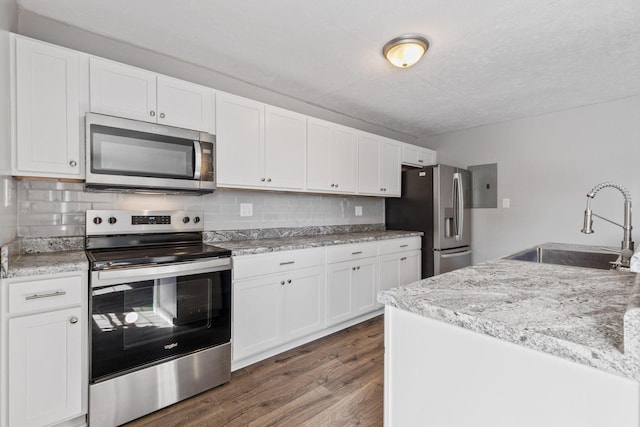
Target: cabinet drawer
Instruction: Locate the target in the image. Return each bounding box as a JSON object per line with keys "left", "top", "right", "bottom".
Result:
{"left": 326, "top": 242, "right": 378, "bottom": 264}
{"left": 233, "top": 247, "right": 325, "bottom": 280}
{"left": 8, "top": 275, "right": 82, "bottom": 315}
{"left": 378, "top": 237, "right": 421, "bottom": 255}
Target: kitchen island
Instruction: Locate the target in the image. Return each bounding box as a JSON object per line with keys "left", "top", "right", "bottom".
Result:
{"left": 378, "top": 245, "right": 640, "bottom": 427}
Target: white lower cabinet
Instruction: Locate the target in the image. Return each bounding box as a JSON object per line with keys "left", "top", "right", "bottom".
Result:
{"left": 1, "top": 272, "right": 87, "bottom": 427}
{"left": 232, "top": 248, "right": 325, "bottom": 364}
{"left": 233, "top": 266, "right": 325, "bottom": 361}
{"left": 326, "top": 257, "right": 378, "bottom": 326}
{"left": 9, "top": 307, "right": 83, "bottom": 427}
{"left": 231, "top": 237, "right": 421, "bottom": 369}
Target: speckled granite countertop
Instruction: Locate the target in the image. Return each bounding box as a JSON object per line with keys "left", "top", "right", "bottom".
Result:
{"left": 2, "top": 230, "right": 421, "bottom": 278}
{"left": 4, "top": 250, "right": 88, "bottom": 279}
{"left": 211, "top": 230, "right": 422, "bottom": 256}
{"left": 379, "top": 248, "right": 640, "bottom": 381}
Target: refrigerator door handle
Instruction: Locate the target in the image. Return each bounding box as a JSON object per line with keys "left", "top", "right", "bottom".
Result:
{"left": 441, "top": 249, "right": 472, "bottom": 259}
{"left": 453, "top": 172, "right": 464, "bottom": 241}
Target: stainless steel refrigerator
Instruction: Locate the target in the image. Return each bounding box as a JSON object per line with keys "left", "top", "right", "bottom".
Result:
{"left": 385, "top": 165, "right": 472, "bottom": 278}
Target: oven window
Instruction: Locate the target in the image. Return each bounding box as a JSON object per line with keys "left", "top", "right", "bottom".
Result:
{"left": 90, "top": 124, "right": 195, "bottom": 179}
{"left": 91, "top": 270, "right": 231, "bottom": 383}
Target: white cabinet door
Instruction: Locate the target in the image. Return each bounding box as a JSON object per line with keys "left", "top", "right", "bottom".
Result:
{"left": 330, "top": 126, "right": 358, "bottom": 193}
{"left": 8, "top": 306, "right": 82, "bottom": 427}
{"left": 352, "top": 257, "right": 378, "bottom": 317}
{"left": 157, "top": 75, "right": 214, "bottom": 133}
{"left": 327, "top": 256, "right": 378, "bottom": 326}
{"left": 401, "top": 250, "right": 422, "bottom": 285}
{"left": 326, "top": 261, "right": 354, "bottom": 327}
{"left": 307, "top": 119, "right": 357, "bottom": 194}
{"left": 380, "top": 139, "right": 401, "bottom": 196}
{"left": 216, "top": 93, "right": 264, "bottom": 187}
{"left": 402, "top": 143, "right": 437, "bottom": 167}
{"left": 232, "top": 275, "right": 282, "bottom": 361}
{"left": 264, "top": 106, "right": 306, "bottom": 190}
{"left": 89, "top": 57, "right": 157, "bottom": 123}
{"left": 14, "top": 37, "right": 82, "bottom": 178}
{"left": 379, "top": 253, "right": 402, "bottom": 294}
{"left": 306, "top": 119, "right": 333, "bottom": 192}
{"left": 357, "top": 133, "right": 381, "bottom": 195}
{"left": 283, "top": 266, "right": 325, "bottom": 342}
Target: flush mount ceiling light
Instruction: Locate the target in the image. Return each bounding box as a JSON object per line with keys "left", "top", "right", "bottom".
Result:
{"left": 382, "top": 35, "right": 429, "bottom": 68}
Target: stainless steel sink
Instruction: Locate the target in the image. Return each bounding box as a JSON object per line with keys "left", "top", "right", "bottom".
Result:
{"left": 505, "top": 247, "right": 620, "bottom": 270}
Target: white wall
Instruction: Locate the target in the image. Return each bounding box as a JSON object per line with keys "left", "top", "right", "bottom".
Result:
{"left": 426, "top": 95, "right": 640, "bottom": 263}
{"left": 0, "top": 0, "right": 17, "bottom": 245}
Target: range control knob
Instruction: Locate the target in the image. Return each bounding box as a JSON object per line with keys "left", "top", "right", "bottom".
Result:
{"left": 182, "top": 217, "right": 190, "bottom": 224}
{"left": 93, "top": 217, "right": 102, "bottom": 225}
{"left": 108, "top": 217, "right": 117, "bottom": 225}
{"left": 193, "top": 216, "right": 201, "bottom": 224}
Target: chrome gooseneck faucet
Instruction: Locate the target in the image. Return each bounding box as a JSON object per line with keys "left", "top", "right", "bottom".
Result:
{"left": 581, "top": 182, "right": 634, "bottom": 268}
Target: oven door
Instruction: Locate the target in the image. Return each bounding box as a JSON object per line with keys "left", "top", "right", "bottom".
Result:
{"left": 90, "top": 258, "right": 231, "bottom": 383}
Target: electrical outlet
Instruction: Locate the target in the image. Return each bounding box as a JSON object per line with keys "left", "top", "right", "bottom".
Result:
{"left": 240, "top": 203, "right": 253, "bottom": 217}
{"left": 355, "top": 206, "right": 363, "bottom": 216}
{"left": 502, "top": 198, "right": 511, "bottom": 209}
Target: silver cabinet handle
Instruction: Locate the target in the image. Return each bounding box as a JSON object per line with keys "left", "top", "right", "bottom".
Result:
{"left": 400, "top": 257, "right": 407, "bottom": 261}
{"left": 352, "top": 266, "right": 356, "bottom": 271}
{"left": 69, "top": 160, "right": 77, "bottom": 167}
{"left": 330, "top": 183, "right": 335, "bottom": 188}
{"left": 150, "top": 111, "right": 156, "bottom": 117}
{"left": 400, "top": 244, "right": 409, "bottom": 248}
{"left": 351, "top": 251, "right": 362, "bottom": 255}
{"left": 335, "top": 184, "right": 339, "bottom": 188}
{"left": 159, "top": 113, "right": 165, "bottom": 118}
{"left": 287, "top": 279, "right": 292, "bottom": 284}
{"left": 357, "top": 266, "right": 361, "bottom": 270}
{"left": 69, "top": 316, "right": 78, "bottom": 324}
{"left": 25, "top": 290, "right": 66, "bottom": 300}
{"left": 279, "top": 261, "right": 295, "bottom": 266}
{"left": 267, "top": 178, "right": 272, "bottom": 182}
{"left": 280, "top": 280, "right": 285, "bottom": 285}
{"left": 261, "top": 177, "right": 266, "bottom": 182}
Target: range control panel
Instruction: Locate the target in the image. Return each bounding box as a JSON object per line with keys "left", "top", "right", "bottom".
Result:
{"left": 86, "top": 210, "right": 204, "bottom": 235}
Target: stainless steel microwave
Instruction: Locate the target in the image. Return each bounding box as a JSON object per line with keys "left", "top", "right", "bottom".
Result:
{"left": 85, "top": 113, "right": 216, "bottom": 194}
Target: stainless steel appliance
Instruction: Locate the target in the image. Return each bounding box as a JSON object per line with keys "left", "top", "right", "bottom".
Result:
{"left": 85, "top": 113, "right": 216, "bottom": 194}
{"left": 386, "top": 165, "right": 472, "bottom": 277}
{"left": 86, "top": 210, "right": 231, "bottom": 427}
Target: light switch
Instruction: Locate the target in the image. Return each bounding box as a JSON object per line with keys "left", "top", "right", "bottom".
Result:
{"left": 502, "top": 198, "right": 511, "bottom": 209}
{"left": 240, "top": 203, "right": 253, "bottom": 217}
{"left": 355, "top": 206, "right": 363, "bottom": 216}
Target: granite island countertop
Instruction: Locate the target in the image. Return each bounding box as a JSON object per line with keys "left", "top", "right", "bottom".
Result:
{"left": 209, "top": 230, "right": 422, "bottom": 256}
{"left": 378, "top": 251, "right": 640, "bottom": 382}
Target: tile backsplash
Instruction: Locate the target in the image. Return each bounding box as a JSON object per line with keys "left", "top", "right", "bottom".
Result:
{"left": 17, "top": 180, "right": 384, "bottom": 237}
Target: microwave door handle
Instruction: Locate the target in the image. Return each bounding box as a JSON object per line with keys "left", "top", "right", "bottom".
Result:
{"left": 193, "top": 140, "right": 202, "bottom": 180}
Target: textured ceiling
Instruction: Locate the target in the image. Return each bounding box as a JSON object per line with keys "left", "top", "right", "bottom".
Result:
{"left": 17, "top": 0, "right": 640, "bottom": 138}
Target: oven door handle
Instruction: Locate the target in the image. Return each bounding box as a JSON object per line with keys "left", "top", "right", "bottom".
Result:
{"left": 96, "top": 258, "right": 231, "bottom": 282}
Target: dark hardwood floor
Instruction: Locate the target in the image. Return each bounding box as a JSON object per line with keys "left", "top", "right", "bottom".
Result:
{"left": 125, "top": 315, "right": 384, "bottom": 427}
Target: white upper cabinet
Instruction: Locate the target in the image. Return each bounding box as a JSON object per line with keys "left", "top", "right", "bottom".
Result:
{"left": 264, "top": 106, "right": 306, "bottom": 190}
{"left": 357, "top": 133, "right": 401, "bottom": 197}
{"left": 307, "top": 118, "right": 357, "bottom": 194}
{"left": 89, "top": 57, "right": 214, "bottom": 133}
{"left": 216, "top": 92, "right": 306, "bottom": 191}
{"left": 402, "top": 143, "right": 437, "bottom": 167}
{"left": 12, "top": 36, "right": 86, "bottom": 179}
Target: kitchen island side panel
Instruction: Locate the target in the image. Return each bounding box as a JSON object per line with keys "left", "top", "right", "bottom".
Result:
{"left": 384, "top": 306, "right": 640, "bottom": 427}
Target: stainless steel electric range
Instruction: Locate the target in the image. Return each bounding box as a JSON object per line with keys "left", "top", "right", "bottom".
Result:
{"left": 85, "top": 210, "right": 231, "bottom": 427}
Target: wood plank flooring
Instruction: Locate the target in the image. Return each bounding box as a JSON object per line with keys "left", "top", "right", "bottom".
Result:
{"left": 125, "top": 315, "right": 384, "bottom": 427}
